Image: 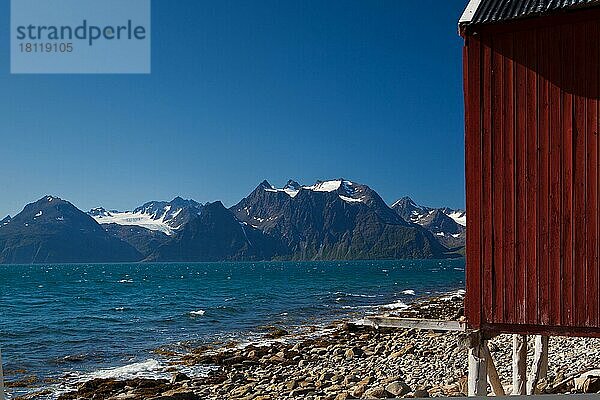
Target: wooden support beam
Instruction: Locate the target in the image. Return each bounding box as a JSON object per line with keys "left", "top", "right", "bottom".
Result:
{"left": 482, "top": 341, "right": 506, "bottom": 396}
{"left": 468, "top": 331, "right": 488, "bottom": 396}
{"left": 528, "top": 335, "right": 549, "bottom": 394}
{"left": 360, "top": 316, "right": 467, "bottom": 332}
{"left": 512, "top": 334, "right": 527, "bottom": 395}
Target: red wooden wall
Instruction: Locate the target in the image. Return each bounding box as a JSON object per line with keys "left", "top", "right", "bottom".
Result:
{"left": 463, "top": 9, "right": 600, "bottom": 337}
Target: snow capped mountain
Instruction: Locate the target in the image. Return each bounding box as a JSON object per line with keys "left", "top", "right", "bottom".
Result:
{"left": 391, "top": 197, "right": 427, "bottom": 219}
{"left": 89, "top": 197, "right": 203, "bottom": 236}
{"left": 392, "top": 196, "right": 466, "bottom": 227}
{"left": 264, "top": 179, "right": 376, "bottom": 205}
{"left": 391, "top": 196, "right": 466, "bottom": 249}
{"left": 0, "top": 181, "right": 465, "bottom": 264}
{"left": 231, "top": 179, "right": 449, "bottom": 260}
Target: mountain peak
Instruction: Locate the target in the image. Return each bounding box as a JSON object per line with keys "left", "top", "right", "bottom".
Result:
{"left": 391, "top": 196, "right": 417, "bottom": 208}
{"left": 283, "top": 180, "right": 301, "bottom": 191}
{"left": 88, "top": 207, "right": 111, "bottom": 217}
{"left": 35, "top": 195, "right": 64, "bottom": 205}
{"left": 258, "top": 180, "right": 273, "bottom": 189}
{"left": 0, "top": 195, "right": 141, "bottom": 263}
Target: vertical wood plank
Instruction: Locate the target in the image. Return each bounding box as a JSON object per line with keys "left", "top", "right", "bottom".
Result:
{"left": 573, "top": 21, "right": 587, "bottom": 327}
{"left": 514, "top": 29, "right": 528, "bottom": 325}
{"left": 537, "top": 27, "right": 550, "bottom": 325}
{"left": 585, "top": 20, "right": 599, "bottom": 326}
{"left": 525, "top": 28, "right": 538, "bottom": 325}
{"left": 560, "top": 23, "right": 574, "bottom": 326}
{"left": 482, "top": 36, "right": 494, "bottom": 324}
{"left": 548, "top": 24, "right": 563, "bottom": 327}
{"left": 465, "top": 36, "right": 483, "bottom": 329}
{"left": 503, "top": 31, "right": 517, "bottom": 325}
{"left": 492, "top": 34, "right": 505, "bottom": 324}
{"left": 597, "top": 19, "right": 600, "bottom": 332}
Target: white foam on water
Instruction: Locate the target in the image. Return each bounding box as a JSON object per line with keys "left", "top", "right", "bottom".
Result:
{"left": 84, "top": 359, "right": 168, "bottom": 381}
{"left": 401, "top": 289, "right": 416, "bottom": 295}
{"left": 380, "top": 300, "right": 409, "bottom": 310}
{"left": 190, "top": 310, "right": 205, "bottom": 316}
{"left": 39, "top": 359, "right": 215, "bottom": 400}
{"left": 334, "top": 292, "right": 377, "bottom": 298}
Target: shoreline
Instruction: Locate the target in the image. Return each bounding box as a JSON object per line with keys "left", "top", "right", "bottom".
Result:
{"left": 12, "top": 291, "right": 600, "bottom": 399}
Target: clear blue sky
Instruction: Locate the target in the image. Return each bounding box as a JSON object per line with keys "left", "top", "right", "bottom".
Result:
{"left": 0, "top": 0, "right": 468, "bottom": 217}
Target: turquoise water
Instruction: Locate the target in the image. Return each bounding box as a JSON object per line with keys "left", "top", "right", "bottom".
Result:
{"left": 0, "top": 260, "right": 464, "bottom": 396}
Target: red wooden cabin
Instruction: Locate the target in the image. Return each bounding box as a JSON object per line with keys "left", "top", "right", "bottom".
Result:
{"left": 460, "top": 0, "right": 600, "bottom": 339}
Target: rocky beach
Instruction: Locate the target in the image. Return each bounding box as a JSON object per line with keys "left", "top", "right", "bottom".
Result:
{"left": 13, "top": 291, "right": 600, "bottom": 400}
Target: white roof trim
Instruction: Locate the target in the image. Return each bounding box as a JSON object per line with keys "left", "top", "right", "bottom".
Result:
{"left": 459, "top": 0, "right": 483, "bottom": 24}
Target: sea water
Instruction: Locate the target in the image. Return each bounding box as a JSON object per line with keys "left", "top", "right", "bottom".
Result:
{"left": 0, "top": 259, "right": 465, "bottom": 397}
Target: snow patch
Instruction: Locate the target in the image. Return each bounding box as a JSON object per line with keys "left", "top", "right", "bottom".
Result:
{"left": 265, "top": 188, "right": 300, "bottom": 198}
{"left": 445, "top": 211, "right": 466, "bottom": 227}
{"left": 265, "top": 179, "right": 357, "bottom": 198}
{"left": 311, "top": 180, "right": 342, "bottom": 192}
{"left": 93, "top": 211, "right": 174, "bottom": 235}
{"left": 339, "top": 195, "right": 363, "bottom": 203}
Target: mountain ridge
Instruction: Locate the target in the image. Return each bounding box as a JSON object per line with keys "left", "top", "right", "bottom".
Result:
{"left": 391, "top": 196, "right": 466, "bottom": 249}
{"left": 0, "top": 181, "right": 465, "bottom": 264}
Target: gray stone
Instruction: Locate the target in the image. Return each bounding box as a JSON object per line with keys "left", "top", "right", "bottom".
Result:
{"left": 385, "top": 381, "right": 411, "bottom": 397}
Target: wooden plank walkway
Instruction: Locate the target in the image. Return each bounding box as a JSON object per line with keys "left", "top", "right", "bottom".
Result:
{"left": 352, "top": 316, "right": 467, "bottom": 332}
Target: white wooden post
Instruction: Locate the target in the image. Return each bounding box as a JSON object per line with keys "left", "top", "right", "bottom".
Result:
{"left": 0, "top": 348, "right": 5, "bottom": 400}
{"left": 468, "top": 332, "right": 488, "bottom": 396}
{"left": 512, "top": 334, "right": 527, "bottom": 395}
{"left": 482, "top": 341, "right": 506, "bottom": 396}
{"left": 528, "top": 335, "right": 549, "bottom": 394}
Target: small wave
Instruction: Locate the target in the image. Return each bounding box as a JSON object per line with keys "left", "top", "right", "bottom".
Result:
{"left": 84, "top": 359, "right": 168, "bottom": 381}
{"left": 117, "top": 279, "right": 133, "bottom": 283}
{"left": 401, "top": 289, "right": 416, "bottom": 296}
{"left": 189, "top": 310, "right": 205, "bottom": 316}
{"left": 380, "top": 301, "right": 409, "bottom": 310}
{"left": 45, "top": 360, "right": 216, "bottom": 400}
{"left": 334, "top": 292, "right": 377, "bottom": 298}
